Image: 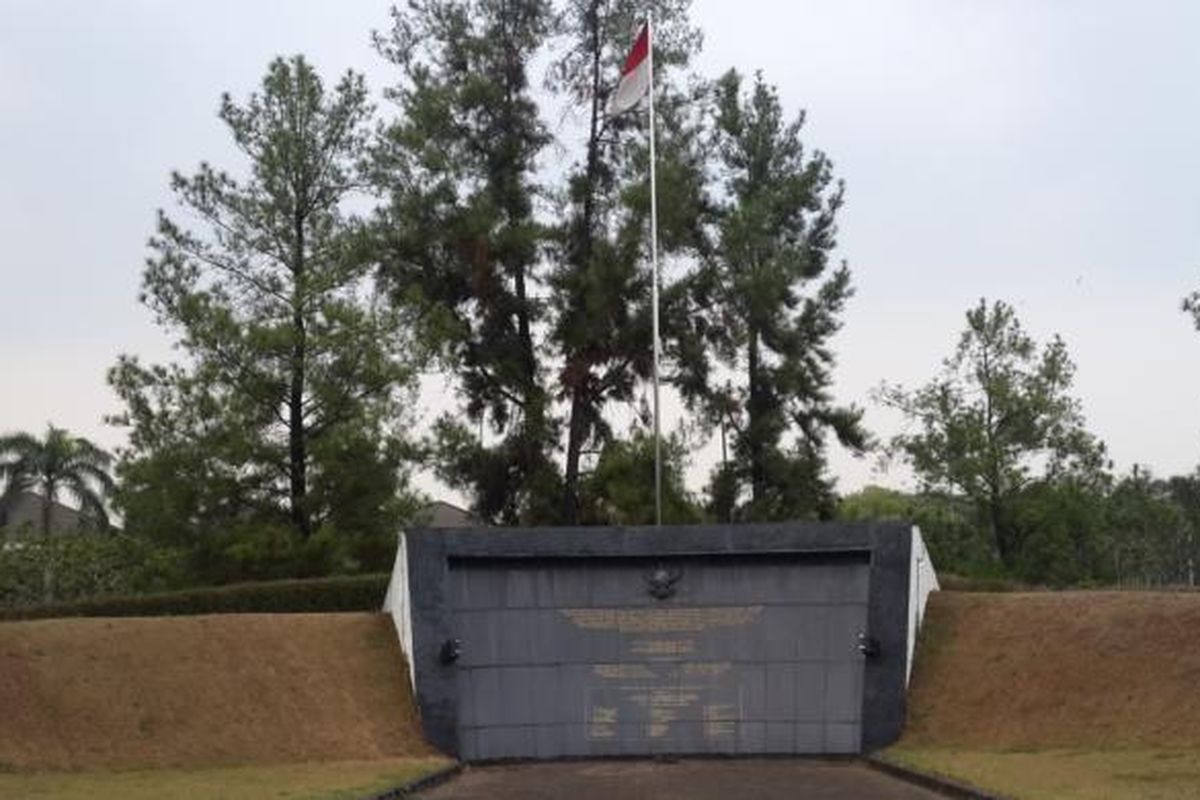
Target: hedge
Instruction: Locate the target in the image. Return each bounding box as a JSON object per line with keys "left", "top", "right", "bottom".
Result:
{"left": 0, "top": 572, "right": 391, "bottom": 621}
{"left": 936, "top": 573, "right": 1025, "bottom": 592}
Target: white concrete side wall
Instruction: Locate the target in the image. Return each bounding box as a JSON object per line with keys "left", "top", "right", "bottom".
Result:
{"left": 906, "top": 526, "right": 940, "bottom": 685}
{"left": 382, "top": 532, "right": 416, "bottom": 692}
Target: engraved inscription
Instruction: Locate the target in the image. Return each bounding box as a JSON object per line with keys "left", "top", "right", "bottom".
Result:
{"left": 561, "top": 606, "right": 763, "bottom": 633}
{"left": 562, "top": 605, "right": 767, "bottom": 742}
{"left": 633, "top": 688, "right": 701, "bottom": 738}
{"left": 588, "top": 705, "right": 618, "bottom": 740}
{"left": 704, "top": 703, "right": 738, "bottom": 738}
{"left": 629, "top": 638, "right": 695, "bottom": 657}
{"left": 593, "top": 663, "right": 658, "bottom": 680}
{"left": 683, "top": 662, "right": 731, "bottom": 679}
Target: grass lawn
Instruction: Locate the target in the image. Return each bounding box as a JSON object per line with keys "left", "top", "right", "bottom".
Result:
{"left": 0, "top": 756, "right": 453, "bottom": 800}
{"left": 886, "top": 747, "right": 1200, "bottom": 800}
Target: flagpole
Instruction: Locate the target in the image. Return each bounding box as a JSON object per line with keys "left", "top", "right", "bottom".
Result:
{"left": 647, "top": 13, "right": 662, "bottom": 527}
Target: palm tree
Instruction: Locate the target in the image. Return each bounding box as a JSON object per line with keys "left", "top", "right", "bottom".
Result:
{"left": 0, "top": 424, "right": 115, "bottom": 535}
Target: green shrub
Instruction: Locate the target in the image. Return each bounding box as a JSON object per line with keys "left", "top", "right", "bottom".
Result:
{"left": 838, "top": 486, "right": 1001, "bottom": 577}
{"left": 174, "top": 520, "right": 401, "bottom": 586}
{"left": 0, "top": 573, "right": 390, "bottom": 621}
{"left": 936, "top": 573, "right": 1026, "bottom": 592}
{"left": 0, "top": 533, "right": 188, "bottom": 607}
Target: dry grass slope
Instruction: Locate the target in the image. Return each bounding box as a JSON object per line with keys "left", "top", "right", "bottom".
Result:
{"left": 0, "top": 613, "right": 435, "bottom": 771}
{"left": 903, "top": 591, "right": 1200, "bottom": 749}
{"left": 887, "top": 747, "right": 1200, "bottom": 800}
{"left": 0, "top": 757, "right": 452, "bottom": 800}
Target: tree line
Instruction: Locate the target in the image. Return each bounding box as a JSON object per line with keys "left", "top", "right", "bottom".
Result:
{"left": 99, "top": 0, "right": 862, "bottom": 582}
{"left": 848, "top": 299, "right": 1199, "bottom": 587}
{"left": 2, "top": 0, "right": 1198, "bottom": 592}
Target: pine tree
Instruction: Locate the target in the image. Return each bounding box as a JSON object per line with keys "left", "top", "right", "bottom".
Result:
{"left": 549, "top": 0, "right": 704, "bottom": 523}
{"left": 110, "top": 56, "right": 418, "bottom": 547}
{"left": 682, "top": 70, "right": 866, "bottom": 521}
{"left": 373, "top": 0, "right": 560, "bottom": 524}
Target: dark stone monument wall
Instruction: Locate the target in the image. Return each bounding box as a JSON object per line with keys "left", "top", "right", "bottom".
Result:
{"left": 397, "top": 523, "right": 913, "bottom": 760}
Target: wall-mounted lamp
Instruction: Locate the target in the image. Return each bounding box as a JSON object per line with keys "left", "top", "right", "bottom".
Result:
{"left": 439, "top": 637, "right": 462, "bottom": 664}
{"left": 857, "top": 631, "right": 880, "bottom": 659}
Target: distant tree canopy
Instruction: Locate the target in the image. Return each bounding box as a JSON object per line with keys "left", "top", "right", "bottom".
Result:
{"left": 847, "top": 297, "right": 1198, "bottom": 588}
{"left": 840, "top": 470, "right": 1200, "bottom": 589}
{"left": 879, "top": 299, "right": 1107, "bottom": 569}
{"left": 837, "top": 485, "right": 996, "bottom": 578}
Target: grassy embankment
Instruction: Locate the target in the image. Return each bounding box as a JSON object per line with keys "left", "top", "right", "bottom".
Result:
{"left": 890, "top": 591, "right": 1200, "bottom": 799}
{"left": 0, "top": 757, "right": 451, "bottom": 800}
{"left": 0, "top": 612, "right": 446, "bottom": 798}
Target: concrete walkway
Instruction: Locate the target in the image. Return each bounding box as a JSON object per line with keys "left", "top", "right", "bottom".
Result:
{"left": 417, "top": 759, "right": 946, "bottom": 799}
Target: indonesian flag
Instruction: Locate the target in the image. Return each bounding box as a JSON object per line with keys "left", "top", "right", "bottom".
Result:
{"left": 607, "top": 22, "right": 650, "bottom": 116}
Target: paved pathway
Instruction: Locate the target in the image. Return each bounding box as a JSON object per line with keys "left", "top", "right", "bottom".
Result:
{"left": 417, "top": 759, "right": 946, "bottom": 799}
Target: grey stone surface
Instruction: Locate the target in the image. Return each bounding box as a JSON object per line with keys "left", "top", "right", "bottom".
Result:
{"left": 449, "top": 556, "right": 870, "bottom": 760}
{"left": 404, "top": 523, "right": 913, "bottom": 759}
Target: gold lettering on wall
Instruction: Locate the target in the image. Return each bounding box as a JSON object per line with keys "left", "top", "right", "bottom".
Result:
{"left": 566, "top": 604, "right": 761, "bottom": 744}
{"left": 588, "top": 705, "right": 618, "bottom": 740}
{"left": 627, "top": 688, "right": 700, "bottom": 738}
{"left": 629, "top": 639, "right": 695, "bottom": 657}
{"left": 700, "top": 705, "right": 739, "bottom": 738}
{"left": 593, "top": 664, "right": 658, "bottom": 680}
{"left": 560, "top": 606, "right": 763, "bottom": 633}
{"left": 683, "top": 662, "right": 731, "bottom": 679}
{"left": 703, "top": 703, "right": 737, "bottom": 738}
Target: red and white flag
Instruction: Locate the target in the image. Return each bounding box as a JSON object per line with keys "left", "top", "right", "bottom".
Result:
{"left": 608, "top": 23, "right": 650, "bottom": 116}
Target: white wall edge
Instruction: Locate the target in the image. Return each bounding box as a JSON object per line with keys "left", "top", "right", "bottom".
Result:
{"left": 906, "top": 525, "right": 940, "bottom": 686}
{"left": 382, "top": 530, "right": 416, "bottom": 693}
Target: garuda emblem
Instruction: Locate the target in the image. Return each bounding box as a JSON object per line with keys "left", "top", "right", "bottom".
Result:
{"left": 645, "top": 563, "right": 682, "bottom": 600}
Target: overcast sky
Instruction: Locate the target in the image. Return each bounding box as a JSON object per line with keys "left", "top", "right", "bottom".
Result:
{"left": 3, "top": 0, "right": 1200, "bottom": 503}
